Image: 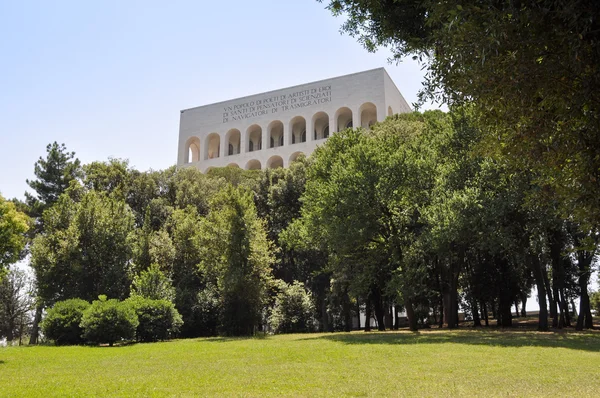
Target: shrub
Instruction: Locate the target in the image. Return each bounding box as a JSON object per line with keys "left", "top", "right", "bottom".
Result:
{"left": 80, "top": 295, "right": 138, "bottom": 346}
{"left": 126, "top": 296, "right": 183, "bottom": 342}
{"left": 268, "top": 281, "right": 315, "bottom": 334}
{"left": 41, "top": 299, "right": 90, "bottom": 345}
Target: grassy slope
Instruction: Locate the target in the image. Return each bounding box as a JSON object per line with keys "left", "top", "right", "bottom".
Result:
{"left": 1, "top": 329, "right": 599, "bottom": 397}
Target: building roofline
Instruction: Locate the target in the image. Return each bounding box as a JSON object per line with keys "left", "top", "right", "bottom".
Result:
{"left": 180, "top": 68, "right": 388, "bottom": 113}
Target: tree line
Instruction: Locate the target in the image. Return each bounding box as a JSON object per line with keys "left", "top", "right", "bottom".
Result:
{"left": 1, "top": 109, "right": 599, "bottom": 344}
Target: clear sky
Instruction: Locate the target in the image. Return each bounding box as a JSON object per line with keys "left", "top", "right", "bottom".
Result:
{"left": 0, "top": 0, "right": 440, "bottom": 201}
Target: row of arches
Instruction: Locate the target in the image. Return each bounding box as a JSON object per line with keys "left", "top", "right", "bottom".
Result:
{"left": 185, "top": 103, "right": 385, "bottom": 163}
{"left": 205, "top": 152, "right": 305, "bottom": 172}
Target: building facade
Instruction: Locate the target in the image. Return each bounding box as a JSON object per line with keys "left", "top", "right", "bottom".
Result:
{"left": 177, "top": 68, "right": 411, "bottom": 172}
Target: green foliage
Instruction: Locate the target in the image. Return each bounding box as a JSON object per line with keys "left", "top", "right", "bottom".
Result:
{"left": 166, "top": 207, "right": 206, "bottom": 337}
{"left": 30, "top": 190, "right": 135, "bottom": 303}
{"left": 199, "top": 185, "right": 274, "bottom": 335}
{"left": 323, "top": 0, "right": 600, "bottom": 227}
{"left": 0, "top": 195, "right": 30, "bottom": 276}
{"left": 130, "top": 263, "right": 176, "bottom": 302}
{"left": 268, "top": 281, "right": 315, "bottom": 334}
{"left": 25, "top": 142, "right": 82, "bottom": 219}
{"left": 0, "top": 266, "right": 35, "bottom": 342}
{"left": 126, "top": 296, "right": 183, "bottom": 342}
{"left": 41, "top": 298, "right": 90, "bottom": 345}
{"left": 80, "top": 295, "right": 138, "bottom": 346}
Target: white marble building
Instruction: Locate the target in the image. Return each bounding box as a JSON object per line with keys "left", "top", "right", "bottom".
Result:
{"left": 177, "top": 68, "right": 411, "bottom": 172}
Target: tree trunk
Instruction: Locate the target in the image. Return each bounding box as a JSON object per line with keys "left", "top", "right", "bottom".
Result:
{"left": 472, "top": 298, "right": 481, "bottom": 327}
{"left": 514, "top": 301, "right": 520, "bottom": 318}
{"left": 342, "top": 291, "right": 352, "bottom": 332}
{"left": 385, "top": 305, "right": 393, "bottom": 330}
{"left": 438, "top": 294, "right": 444, "bottom": 328}
{"left": 373, "top": 288, "right": 385, "bottom": 332}
{"left": 529, "top": 254, "right": 548, "bottom": 331}
{"left": 443, "top": 260, "right": 461, "bottom": 329}
{"left": 405, "top": 297, "right": 418, "bottom": 331}
{"left": 320, "top": 298, "right": 330, "bottom": 333}
{"left": 520, "top": 293, "right": 528, "bottom": 317}
{"left": 356, "top": 300, "right": 361, "bottom": 330}
{"left": 364, "top": 298, "right": 371, "bottom": 332}
{"left": 29, "top": 305, "right": 43, "bottom": 345}
{"left": 542, "top": 266, "right": 557, "bottom": 328}
{"left": 393, "top": 303, "right": 399, "bottom": 330}
{"left": 560, "top": 288, "right": 570, "bottom": 327}
{"left": 481, "top": 301, "right": 489, "bottom": 327}
{"left": 575, "top": 248, "right": 594, "bottom": 330}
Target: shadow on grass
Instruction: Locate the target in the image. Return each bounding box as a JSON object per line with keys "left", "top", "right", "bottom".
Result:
{"left": 202, "top": 334, "right": 270, "bottom": 343}
{"left": 301, "top": 329, "right": 600, "bottom": 352}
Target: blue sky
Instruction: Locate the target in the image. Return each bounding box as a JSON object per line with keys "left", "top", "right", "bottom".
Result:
{"left": 0, "top": 0, "right": 440, "bottom": 201}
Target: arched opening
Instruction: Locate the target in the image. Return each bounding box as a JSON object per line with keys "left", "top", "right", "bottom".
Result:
{"left": 387, "top": 106, "right": 393, "bottom": 117}
{"left": 312, "top": 111, "right": 329, "bottom": 140}
{"left": 184, "top": 137, "right": 200, "bottom": 163}
{"left": 360, "top": 102, "right": 377, "bottom": 128}
{"left": 268, "top": 120, "right": 284, "bottom": 148}
{"left": 204, "top": 133, "right": 220, "bottom": 160}
{"left": 247, "top": 125, "right": 262, "bottom": 152}
{"left": 227, "top": 163, "right": 240, "bottom": 168}
{"left": 289, "top": 116, "right": 306, "bottom": 145}
{"left": 289, "top": 152, "right": 305, "bottom": 163}
{"left": 225, "top": 129, "right": 241, "bottom": 156}
{"left": 335, "top": 107, "right": 353, "bottom": 132}
{"left": 245, "top": 159, "right": 262, "bottom": 170}
{"left": 267, "top": 155, "right": 284, "bottom": 169}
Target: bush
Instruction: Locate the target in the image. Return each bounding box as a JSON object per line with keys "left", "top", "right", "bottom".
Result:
{"left": 41, "top": 299, "right": 90, "bottom": 345}
{"left": 268, "top": 281, "right": 315, "bottom": 334}
{"left": 126, "top": 296, "right": 183, "bottom": 342}
{"left": 80, "top": 295, "right": 138, "bottom": 346}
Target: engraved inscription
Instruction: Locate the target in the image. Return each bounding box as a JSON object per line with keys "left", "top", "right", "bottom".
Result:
{"left": 222, "top": 86, "right": 331, "bottom": 123}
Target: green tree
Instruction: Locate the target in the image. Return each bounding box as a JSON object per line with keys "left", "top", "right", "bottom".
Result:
{"left": 130, "top": 263, "right": 176, "bottom": 302}
{"left": 25, "top": 142, "right": 82, "bottom": 219}
{"left": 0, "top": 195, "right": 30, "bottom": 276}
{"left": 0, "top": 266, "right": 34, "bottom": 343}
{"left": 166, "top": 207, "right": 206, "bottom": 337}
{"left": 268, "top": 280, "right": 316, "bottom": 334}
{"left": 199, "top": 185, "right": 274, "bottom": 336}
{"left": 298, "top": 114, "right": 444, "bottom": 331}
{"left": 31, "top": 190, "right": 135, "bottom": 303}
{"left": 322, "top": 0, "right": 600, "bottom": 228}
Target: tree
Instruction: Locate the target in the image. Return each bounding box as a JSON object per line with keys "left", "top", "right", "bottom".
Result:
{"left": 130, "top": 263, "right": 176, "bottom": 302}
{"left": 268, "top": 281, "right": 316, "bottom": 334}
{"left": 198, "top": 185, "right": 274, "bottom": 336}
{"left": 0, "top": 266, "right": 34, "bottom": 344}
{"left": 31, "top": 190, "right": 135, "bottom": 304}
{"left": 25, "top": 142, "right": 82, "bottom": 219}
{"left": 298, "top": 114, "right": 445, "bottom": 331}
{"left": 0, "top": 195, "right": 30, "bottom": 276}
{"left": 321, "top": 0, "right": 600, "bottom": 228}
{"left": 166, "top": 207, "right": 206, "bottom": 337}
{"left": 24, "top": 142, "right": 81, "bottom": 344}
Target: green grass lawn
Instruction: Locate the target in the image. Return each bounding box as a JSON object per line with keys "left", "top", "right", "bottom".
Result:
{"left": 1, "top": 329, "right": 599, "bottom": 397}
